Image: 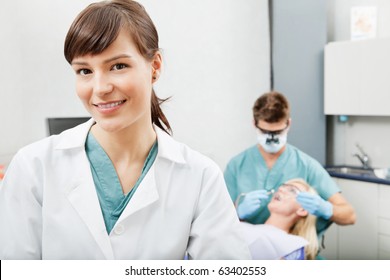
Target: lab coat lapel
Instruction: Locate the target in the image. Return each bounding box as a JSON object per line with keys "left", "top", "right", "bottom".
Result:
{"left": 118, "top": 165, "right": 159, "bottom": 222}
{"left": 56, "top": 119, "right": 114, "bottom": 259}
{"left": 66, "top": 171, "right": 114, "bottom": 259}
{"left": 114, "top": 127, "right": 186, "bottom": 224}
{"left": 117, "top": 127, "right": 184, "bottom": 221}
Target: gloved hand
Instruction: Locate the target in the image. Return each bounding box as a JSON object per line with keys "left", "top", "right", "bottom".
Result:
{"left": 237, "top": 190, "right": 269, "bottom": 220}
{"left": 296, "top": 192, "right": 333, "bottom": 220}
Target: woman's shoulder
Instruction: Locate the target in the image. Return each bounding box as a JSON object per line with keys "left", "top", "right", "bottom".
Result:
{"left": 16, "top": 119, "right": 92, "bottom": 160}
{"left": 155, "top": 128, "right": 220, "bottom": 171}
{"left": 16, "top": 135, "right": 59, "bottom": 159}
{"left": 172, "top": 138, "right": 219, "bottom": 170}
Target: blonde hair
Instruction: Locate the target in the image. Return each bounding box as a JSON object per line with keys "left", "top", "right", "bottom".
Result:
{"left": 285, "top": 178, "right": 319, "bottom": 260}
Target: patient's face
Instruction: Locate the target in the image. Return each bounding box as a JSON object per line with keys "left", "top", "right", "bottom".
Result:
{"left": 268, "top": 183, "right": 305, "bottom": 216}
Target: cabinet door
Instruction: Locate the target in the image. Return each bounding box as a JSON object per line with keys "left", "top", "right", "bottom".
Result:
{"left": 324, "top": 38, "right": 390, "bottom": 116}
{"left": 324, "top": 41, "right": 362, "bottom": 115}
{"left": 338, "top": 179, "right": 378, "bottom": 259}
{"left": 378, "top": 185, "right": 390, "bottom": 259}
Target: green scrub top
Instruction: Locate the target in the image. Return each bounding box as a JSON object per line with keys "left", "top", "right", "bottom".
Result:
{"left": 85, "top": 132, "right": 158, "bottom": 234}
{"left": 224, "top": 144, "right": 339, "bottom": 234}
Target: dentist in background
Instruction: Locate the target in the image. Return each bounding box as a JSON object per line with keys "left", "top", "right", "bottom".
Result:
{"left": 0, "top": 0, "right": 250, "bottom": 260}
{"left": 224, "top": 91, "right": 356, "bottom": 240}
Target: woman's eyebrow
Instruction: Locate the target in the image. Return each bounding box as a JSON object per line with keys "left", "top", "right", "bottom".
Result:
{"left": 71, "top": 61, "right": 88, "bottom": 66}
{"left": 71, "top": 54, "right": 133, "bottom": 66}
{"left": 282, "top": 183, "right": 302, "bottom": 193}
{"left": 103, "top": 54, "right": 132, "bottom": 64}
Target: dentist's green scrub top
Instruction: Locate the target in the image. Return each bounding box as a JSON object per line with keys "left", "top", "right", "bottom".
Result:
{"left": 85, "top": 132, "right": 158, "bottom": 234}
{"left": 224, "top": 144, "right": 339, "bottom": 234}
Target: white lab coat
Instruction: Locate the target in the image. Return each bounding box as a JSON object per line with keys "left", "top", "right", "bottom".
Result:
{"left": 0, "top": 119, "right": 250, "bottom": 260}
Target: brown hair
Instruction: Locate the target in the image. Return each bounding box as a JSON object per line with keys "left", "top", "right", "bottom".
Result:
{"left": 64, "top": 0, "right": 171, "bottom": 134}
{"left": 252, "top": 91, "right": 290, "bottom": 124}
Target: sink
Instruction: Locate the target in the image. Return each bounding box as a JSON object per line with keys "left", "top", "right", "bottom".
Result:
{"left": 326, "top": 166, "right": 374, "bottom": 176}
{"left": 374, "top": 168, "right": 390, "bottom": 179}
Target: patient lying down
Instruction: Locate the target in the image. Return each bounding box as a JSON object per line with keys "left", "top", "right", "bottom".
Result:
{"left": 240, "top": 179, "right": 318, "bottom": 260}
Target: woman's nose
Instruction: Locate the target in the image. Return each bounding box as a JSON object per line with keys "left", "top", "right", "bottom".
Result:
{"left": 279, "top": 189, "right": 288, "bottom": 195}
{"left": 279, "top": 187, "right": 294, "bottom": 196}
{"left": 93, "top": 74, "right": 114, "bottom": 96}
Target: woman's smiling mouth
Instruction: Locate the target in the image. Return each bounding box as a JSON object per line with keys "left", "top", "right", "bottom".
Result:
{"left": 94, "top": 100, "right": 126, "bottom": 113}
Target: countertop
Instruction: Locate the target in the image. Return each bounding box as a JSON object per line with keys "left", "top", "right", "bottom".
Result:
{"left": 325, "top": 165, "right": 390, "bottom": 186}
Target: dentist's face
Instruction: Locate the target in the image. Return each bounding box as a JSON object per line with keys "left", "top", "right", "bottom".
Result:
{"left": 71, "top": 29, "right": 161, "bottom": 133}
{"left": 256, "top": 118, "right": 290, "bottom": 154}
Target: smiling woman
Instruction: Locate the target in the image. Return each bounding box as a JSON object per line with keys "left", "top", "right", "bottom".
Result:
{"left": 69, "top": 29, "right": 161, "bottom": 136}
{"left": 64, "top": 0, "right": 167, "bottom": 136}
{"left": 0, "top": 0, "right": 251, "bottom": 260}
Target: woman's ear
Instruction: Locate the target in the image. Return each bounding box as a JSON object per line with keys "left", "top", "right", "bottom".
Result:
{"left": 151, "top": 52, "right": 162, "bottom": 82}
{"left": 296, "top": 207, "right": 308, "bottom": 217}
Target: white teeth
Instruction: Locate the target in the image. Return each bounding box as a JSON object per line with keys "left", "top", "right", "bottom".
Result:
{"left": 97, "top": 100, "right": 125, "bottom": 109}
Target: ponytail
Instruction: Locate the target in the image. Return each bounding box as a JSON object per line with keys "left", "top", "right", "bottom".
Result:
{"left": 151, "top": 89, "right": 171, "bottom": 135}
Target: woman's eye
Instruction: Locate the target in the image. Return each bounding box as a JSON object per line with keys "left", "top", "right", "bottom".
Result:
{"left": 77, "top": 69, "right": 92, "bottom": 76}
{"left": 112, "top": 63, "right": 128, "bottom": 71}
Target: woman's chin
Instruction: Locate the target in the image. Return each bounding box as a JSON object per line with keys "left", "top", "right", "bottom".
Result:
{"left": 93, "top": 119, "right": 125, "bottom": 133}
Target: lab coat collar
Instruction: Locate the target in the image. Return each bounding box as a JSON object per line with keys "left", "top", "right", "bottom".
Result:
{"left": 54, "top": 118, "right": 95, "bottom": 150}
{"left": 154, "top": 126, "right": 186, "bottom": 164}
{"left": 54, "top": 118, "right": 186, "bottom": 164}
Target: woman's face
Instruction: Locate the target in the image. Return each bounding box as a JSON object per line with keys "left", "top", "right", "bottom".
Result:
{"left": 71, "top": 29, "right": 161, "bottom": 133}
{"left": 268, "top": 183, "right": 306, "bottom": 216}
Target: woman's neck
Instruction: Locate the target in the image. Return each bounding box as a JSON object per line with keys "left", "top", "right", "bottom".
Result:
{"left": 265, "top": 213, "right": 295, "bottom": 233}
{"left": 91, "top": 122, "right": 156, "bottom": 164}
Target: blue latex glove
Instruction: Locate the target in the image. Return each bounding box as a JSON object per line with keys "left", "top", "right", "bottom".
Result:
{"left": 296, "top": 192, "right": 333, "bottom": 220}
{"left": 237, "top": 190, "right": 269, "bottom": 220}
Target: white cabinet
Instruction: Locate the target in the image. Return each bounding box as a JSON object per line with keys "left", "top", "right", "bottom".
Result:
{"left": 378, "top": 185, "right": 390, "bottom": 259}
{"left": 324, "top": 38, "right": 390, "bottom": 116}
{"left": 338, "top": 179, "right": 378, "bottom": 259}
{"left": 321, "top": 178, "right": 383, "bottom": 259}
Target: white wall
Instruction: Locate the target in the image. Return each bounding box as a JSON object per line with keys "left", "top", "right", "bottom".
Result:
{"left": 0, "top": 0, "right": 270, "bottom": 170}
{"left": 0, "top": 0, "right": 92, "bottom": 165}
{"left": 328, "top": 0, "right": 390, "bottom": 168}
